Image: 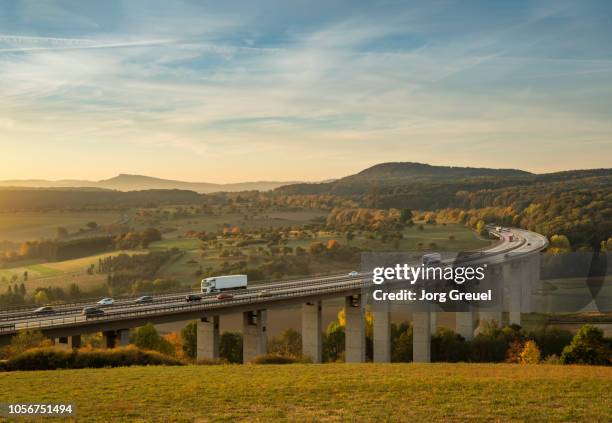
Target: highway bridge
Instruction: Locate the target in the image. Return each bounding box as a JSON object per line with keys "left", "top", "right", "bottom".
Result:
{"left": 0, "top": 227, "right": 548, "bottom": 363}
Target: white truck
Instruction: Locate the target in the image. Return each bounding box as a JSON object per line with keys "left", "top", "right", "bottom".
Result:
{"left": 422, "top": 252, "right": 441, "bottom": 265}
{"left": 201, "top": 275, "right": 247, "bottom": 294}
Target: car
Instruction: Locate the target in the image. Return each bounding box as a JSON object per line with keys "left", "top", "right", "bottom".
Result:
{"left": 97, "top": 298, "right": 114, "bottom": 306}
{"left": 185, "top": 294, "right": 202, "bottom": 302}
{"left": 81, "top": 306, "right": 104, "bottom": 317}
{"left": 348, "top": 271, "right": 360, "bottom": 277}
{"left": 258, "top": 290, "right": 271, "bottom": 297}
{"left": 134, "top": 295, "right": 153, "bottom": 304}
{"left": 216, "top": 293, "right": 234, "bottom": 300}
{"left": 33, "top": 306, "right": 55, "bottom": 315}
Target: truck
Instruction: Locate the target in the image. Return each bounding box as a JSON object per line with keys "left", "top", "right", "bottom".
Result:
{"left": 422, "top": 252, "right": 441, "bottom": 265}
{"left": 495, "top": 226, "right": 503, "bottom": 232}
{"left": 201, "top": 275, "right": 247, "bottom": 294}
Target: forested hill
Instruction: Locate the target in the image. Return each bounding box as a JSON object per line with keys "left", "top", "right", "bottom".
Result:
{"left": 274, "top": 162, "right": 610, "bottom": 197}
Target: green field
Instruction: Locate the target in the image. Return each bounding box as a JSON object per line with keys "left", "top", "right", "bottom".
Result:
{"left": 0, "top": 251, "right": 144, "bottom": 293}
{"left": 0, "top": 363, "right": 609, "bottom": 422}
{"left": 0, "top": 211, "right": 121, "bottom": 242}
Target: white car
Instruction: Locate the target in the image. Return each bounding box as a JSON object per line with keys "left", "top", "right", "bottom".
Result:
{"left": 348, "top": 271, "right": 360, "bottom": 277}
{"left": 97, "top": 297, "right": 114, "bottom": 306}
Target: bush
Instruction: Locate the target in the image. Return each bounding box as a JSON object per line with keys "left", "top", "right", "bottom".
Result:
{"left": 219, "top": 332, "right": 243, "bottom": 363}
{"left": 519, "top": 340, "right": 541, "bottom": 364}
{"left": 561, "top": 325, "right": 612, "bottom": 365}
{"left": 131, "top": 323, "right": 175, "bottom": 356}
{"left": 250, "top": 353, "right": 299, "bottom": 364}
{"left": 431, "top": 328, "right": 469, "bottom": 362}
{"left": 7, "top": 330, "right": 53, "bottom": 357}
{"left": 529, "top": 327, "right": 573, "bottom": 357}
{"left": 3, "top": 346, "right": 184, "bottom": 371}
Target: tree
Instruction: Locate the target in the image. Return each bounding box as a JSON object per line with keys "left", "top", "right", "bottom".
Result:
{"left": 309, "top": 242, "right": 324, "bottom": 255}
{"left": 219, "top": 332, "right": 242, "bottom": 363}
{"left": 86, "top": 221, "right": 98, "bottom": 229}
{"left": 519, "top": 340, "right": 541, "bottom": 364}
{"left": 9, "top": 329, "right": 53, "bottom": 356}
{"left": 181, "top": 321, "right": 197, "bottom": 359}
{"left": 141, "top": 228, "right": 162, "bottom": 248}
{"left": 549, "top": 234, "right": 571, "bottom": 253}
{"left": 131, "top": 323, "right": 174, "bottom": 355}
{"left": 268, "top": 329, "right": 302, "bottom": 358}
{"left": 560, "top": 325, "right": 611, "bottom": 365}
{"left": 322, "top": 322, "right": 345, "bottom": 362}
{"left": 400, "top": 208, "right": 413, "bottom": 224}
{"left": 34, "top": 290, "right": 49, "bottom": 304}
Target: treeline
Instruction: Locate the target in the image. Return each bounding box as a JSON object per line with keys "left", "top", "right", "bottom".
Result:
{"left": 14, "top": 236, "right": 114, "bottom": 262}
{"left": 104, "top": 250, "right": 183, "bottom": 295}
{"left": 0, "top": 189, "right": 203, "bottom": 211}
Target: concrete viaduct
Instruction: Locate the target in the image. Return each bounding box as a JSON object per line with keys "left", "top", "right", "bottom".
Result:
{"left": 0, "top": 227, "right": 547, "bottom": 363}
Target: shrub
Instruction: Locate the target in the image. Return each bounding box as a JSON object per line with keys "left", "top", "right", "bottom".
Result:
{"left": 529, "top": 327, "right": 573, "bottom": 357}
{"left": 560, "top": 325, "right": 612, "bottom": 365}
{"left": 250, "top": 353, "right": 299, "bottom": 364}
{"left": 3, "top": 346, "right": 184, "bottom": 371}
{"left": 431, "top": 328, "right": 469, "bottom": 362}
{"left": 519, "top": 340, "right": 541, "bottom": 364}
{"left": 219, "top": 332, "right": 243, "bottom": 363}
{"left": 131, "top": 323, "right": 175, "bottom": 356}
{"left": 268, "top": 329, "right": 302, "bottom": 358}
{"left": 7, "top": 330, "right": 53, "bottom": 357}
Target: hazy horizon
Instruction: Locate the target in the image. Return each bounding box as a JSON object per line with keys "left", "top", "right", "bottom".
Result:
{"left": 2, "top": 1, "right": 612, "bottom": 183}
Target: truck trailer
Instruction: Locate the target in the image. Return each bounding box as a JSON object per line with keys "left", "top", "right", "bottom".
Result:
{"left": 201, "top": 275, "right": 247, "bottom": 294}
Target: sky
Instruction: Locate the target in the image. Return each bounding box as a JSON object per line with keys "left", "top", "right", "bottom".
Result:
{"left": 1, "top": 0, "right": 611, "bottom": 183}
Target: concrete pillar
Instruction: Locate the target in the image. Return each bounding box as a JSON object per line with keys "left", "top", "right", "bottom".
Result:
{"left": 301, "top": 302, "right": 322, "bottom": 363}
{"left": 116, "top": 329, "right": 130, "bottom": 347}
{"left": 412, "top": 312, "right": 431, "bottom": 363}
{"left": 476, "top": 265, "right": 504, "bottom": 331}
{"left": 373, "top": 309, "right": 391, "bottom": 363}
{"left": 505, "top": 262, "right": 523, "bottom": 325}
{"left": 455, "top": 307, "right": 477, "bottom": 341}
{"left": 197, "top": 316, "right": 220, "bottom": 361}
{"left": 103, "top": 330, "right": 117, "bottom": 348}
{"left": 430, "top": 312, "right": 438, "bottom": 334}
{"left": 70, "top": 335, "right": 81, "bottom": 349}
{"left": 344, "top": 295, "right": 365, "bottom": 363}
{"left": 243, "top": 310, "right": 267, "bottom": 363}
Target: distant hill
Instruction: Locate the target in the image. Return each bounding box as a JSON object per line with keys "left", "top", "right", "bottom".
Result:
{"left": 0, "top": 174, "right": 298, "bottom": 193}
{"left": 275, "top": 162, "right": 533, "bottom": 196}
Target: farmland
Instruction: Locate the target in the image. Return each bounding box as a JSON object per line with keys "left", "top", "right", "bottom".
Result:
{"left": 0, "top": 363, "right": 609, "bottom": 422}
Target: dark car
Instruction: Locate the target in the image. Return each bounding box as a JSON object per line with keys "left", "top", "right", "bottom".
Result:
{"left": 33, "top": 306, "right": 55, "bottom": 315}
{"left": 81, "top": 306, "right": 104, "bottom": 317}
{"left": 185, "top": 294, "right": 202, "bottom": 302}
{"left": 134, "top": 295, "right": 153, "bottom": 304}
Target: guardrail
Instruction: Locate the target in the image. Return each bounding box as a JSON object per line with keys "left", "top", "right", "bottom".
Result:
{"left": 1, "top": 278, "right": 369, "bottom": 334}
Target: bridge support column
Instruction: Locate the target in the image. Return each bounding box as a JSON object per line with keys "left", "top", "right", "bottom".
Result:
{"left": 373, "top": 308, "right": 391, "bottom": 363}
{"left": 505, "top": 262, "right": 523, "bottom": 325}
{"left": 476, "top": 265, "right": 504, "bottom": 333}
{"left": 197, "top": 316, "right": 220, "bottom": 361}
{"left": 301, "top": 302, "right": 322, "bottom": 363}
{"left": 345, "top": 295, "right": 365, "bottom": 363}
{"left": 412, "top": 312, "right": 431, "bottom": 363}
{"left": 243, "top": 310, "right": 267, "bottom": 363}
{"left": 456, "top": 307, "right": 477, "bottom": 341}
{"left": 430, "top": 312, "right": 438, "bottom": 334}
{"left": 117, "top": 329, "right": 130, "bottom": 347}
{"left": 103, "top": 330, "right": 117, "bottom": 348}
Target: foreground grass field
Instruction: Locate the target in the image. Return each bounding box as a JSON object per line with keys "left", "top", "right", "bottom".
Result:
{"left": 0, "top": 363, "right": 610, "bottom": 422}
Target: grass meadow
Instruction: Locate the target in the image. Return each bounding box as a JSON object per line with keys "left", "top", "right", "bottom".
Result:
{"left": 0, "top": 363, "right": 609, "bottom": 422}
